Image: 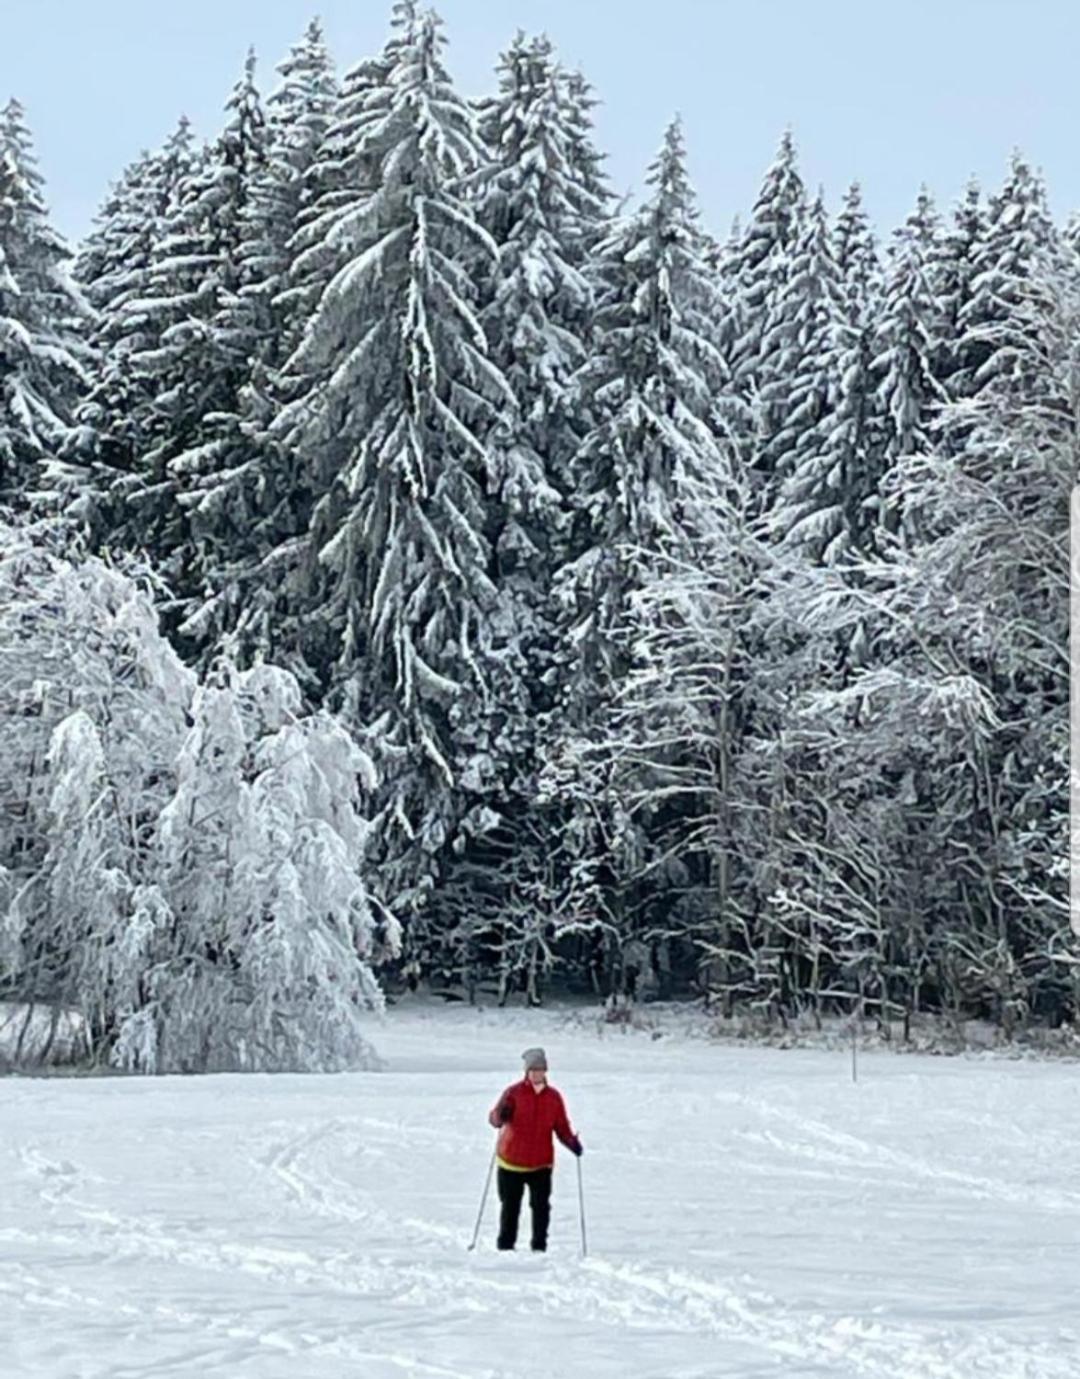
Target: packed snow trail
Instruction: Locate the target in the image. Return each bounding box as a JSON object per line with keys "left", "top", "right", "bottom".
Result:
{"left": 2, "top": 1005, "right": 1079, "bottom": 1378}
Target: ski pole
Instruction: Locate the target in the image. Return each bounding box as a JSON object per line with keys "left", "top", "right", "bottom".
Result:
{"left": 467, "top": 1147, "right": 497, "bottom": 1251}
{"left": 576, "top": 1154, "right": 587, "bottom": 1258}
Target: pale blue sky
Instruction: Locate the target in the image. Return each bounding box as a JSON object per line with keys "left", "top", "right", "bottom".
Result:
{"left": 4, "top": 0, "right": 1078, "bottom": 246}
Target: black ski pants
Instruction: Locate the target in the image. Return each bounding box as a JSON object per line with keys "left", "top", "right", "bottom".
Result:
{"left": 496, "top": 1165, "right": 552, "bottom": 1251}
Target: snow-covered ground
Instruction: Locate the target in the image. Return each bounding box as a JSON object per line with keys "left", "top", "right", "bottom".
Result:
{"left": 3, "top": 1002, "right": 1079, "bottom": 1379}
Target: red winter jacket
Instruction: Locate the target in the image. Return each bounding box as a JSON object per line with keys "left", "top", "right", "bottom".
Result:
{"left": 488, "top": 1078, "right": 580, "bottom": 1170}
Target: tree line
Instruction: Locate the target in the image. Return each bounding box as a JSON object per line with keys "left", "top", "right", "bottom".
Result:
{"left": 0, "top": 1, "right": 1071, "bottom": 1067}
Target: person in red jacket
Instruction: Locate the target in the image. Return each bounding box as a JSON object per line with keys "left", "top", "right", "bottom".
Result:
{"left": 487, "top": 1046, "right": 582, "bottom": 1252}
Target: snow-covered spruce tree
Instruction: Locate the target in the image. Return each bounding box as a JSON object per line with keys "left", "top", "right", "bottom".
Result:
{"left": 197, "top": 32, "right": 393, "bottom": 691}
{"left": 872, "top": 188, "right": 947, "bottom": 544}
{"left": 773, "top": 182, "right": 886, "bottom": 564}
{"left": 68, "top": 118, "right": 196, "bottom": 544}
{"left": 718, "top": 130, "right": 806, "bottom": 498}
{"left": 760, "top": 191, "right": 846, "bottom": 554}
{"left": 567, "top": 118, "right": 725, "bottom": 635}
{"left": 0, "top": 99, "right": 88, "bottom": 506}
{"left": 179, "top": 24, "right": 339, "bottom": 670}
{"left": 833, "top": 181, "right": 881, "bottom": 321}
{"left": 117, "top": 53, "right": 268, "bottom": 637}
{"left": 274, "top": 4, "right": 517, "bottom": 978}
{"left": 241, "top": 17, "right": 338, "bottom": 350}
{"left": 731, "top": 189, "right": 888, "bottom": 1019}
{"left": 543, "top": 119, "right": 728, "bottom": 997}
{"left": 935, "top": 178, "right": 987, "bottom": 410}
{"left": 726, "top": 130, "right": 806, "bottom": 385}
{"left": 560, "top": 68, "right": 611, "bottom": 249}
{"left": 476, "top": 32, "right": 603, "bottom": 552}
{"left": 904, "top": 156, "right": 1063, "bottom": 716}
{"left": 440, "top": 33, "right": 611, "bottom": 1001}
{"left": 277, "top": 41, "right": 387, "bottom": 355}
{"left": 946, "top": 153, "right": 1062, "bottom": 449}
{"left": 713, "top": 191, "right": 901, "bottom": 1021}
{"left": 232, "top": 18, "right": 338, "bottom": 427}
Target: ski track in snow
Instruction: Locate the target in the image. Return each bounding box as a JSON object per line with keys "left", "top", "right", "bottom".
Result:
{"left": 0, "top": 1139, "right": 974, "bottom": 1379}
{"left": 2, "top": 1008, "right": 1079, "bottom": 1378}
{"left": 734, "top": 1093, "right": 1080, "bottom": 1214}
{"left": 246, "top": 1115, "right": 1080, "bottom": 1379}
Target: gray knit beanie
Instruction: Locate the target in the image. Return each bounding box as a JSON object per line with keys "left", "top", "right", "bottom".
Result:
{"left": 522, "top": 1046, "right": 548, "bottom": 1071}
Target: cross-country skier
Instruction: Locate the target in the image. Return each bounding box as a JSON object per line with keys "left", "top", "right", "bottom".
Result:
{"left": 487, "top": 1047, "right": 582, "bottom": 1252}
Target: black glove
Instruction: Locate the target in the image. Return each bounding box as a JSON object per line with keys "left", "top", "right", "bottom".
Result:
{"left": 570, "top": 1136, "right": 583, "bottom": 1157}
{"left": 499, "top": 1101, "right": 513, "bottom": 1124}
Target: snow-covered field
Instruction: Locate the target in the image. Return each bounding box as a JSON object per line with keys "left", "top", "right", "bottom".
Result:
{"left": 3, "top": 1003, "right": 1079, "bottom": 1379}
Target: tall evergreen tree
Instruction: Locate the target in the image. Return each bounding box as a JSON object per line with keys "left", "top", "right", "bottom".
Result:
{"left": 424, "top": 34, "right": 616, "bottom": 998}
{"left": 207, "top": 33, "right": 392, "bottom": 687}
{"left": 568, "top": 118, "right": 725, "bottom": 645}
{"left": 70, "top": 118, "right": 196, "bottom": 541}
{"left": 956, "top": 153, "right": 1062, "bottom": 422}
{"left": 476, "top": 33, "right": 603, "bottom": 550}
{"left": 545, "top": 119, "right": 728, "bottom": 992}
{"left": 773, "top": 188, "right": 885, "bottom": 563}
{"left": 936, "top": 178, "right": 987, "bottom": 408}
{"left": 277, "top": 43, "right": 388, "bottom": 369}
{"left": 719, "top": 130, "right": 806, "bottom": 493}
{"left": 0, "top": 99, "right": 87, "bottom": 504}
{"left": 181, "top": 26, "right": 339, "bottom": 664}
{"left": 561, "top": 69, "right": 610, "bottom": 217}
{"left": 243, "top": 17, "right": 338, "bottom": 348}
{"left": 117, "top": 54, "right": 268, "bottom": 634}
{"left": 873, "top": 188, "right": 947, "bottom": 542}
{"left": 276, "top": 4, "right": 516, "bottom": 961}
{"left": 758, "top": 190, "right": 843, "bottom": 518}
{"left": 833, "top": 181, "right": 881, "bottom": 324}
{"left": 925, "top": 153, "right": 1060, "bottom": 529}
{"left": 814, "top": 183, "right": 886, "bottom": 560}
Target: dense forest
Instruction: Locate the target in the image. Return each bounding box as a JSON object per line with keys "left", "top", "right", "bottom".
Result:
{"left": 0, "top": 1, "right": 1071, "bottom": 1070}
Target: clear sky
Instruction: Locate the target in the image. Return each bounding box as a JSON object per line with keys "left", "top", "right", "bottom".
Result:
{"left": 4, "top": 0, "right": 1079, "bottom": 247}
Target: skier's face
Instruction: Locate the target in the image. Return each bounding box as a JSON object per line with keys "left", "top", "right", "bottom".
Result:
{"left": 526, "top": 1066, "right": 546, "bottom": 1086}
